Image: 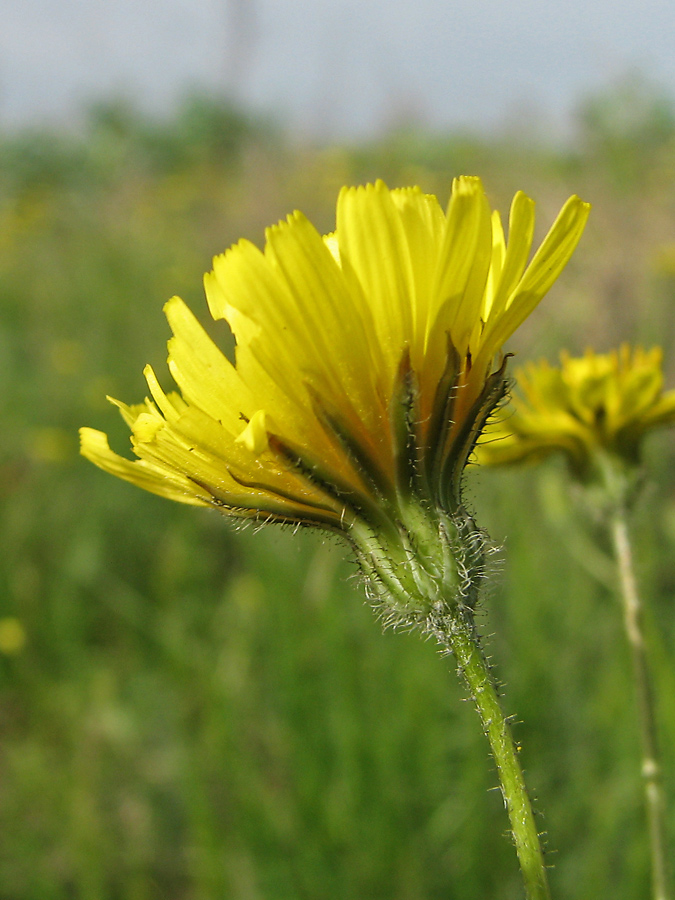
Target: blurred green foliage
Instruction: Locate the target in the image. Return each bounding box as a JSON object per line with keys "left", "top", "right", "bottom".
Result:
{"left": 2, "top": 83, "right": 675, "bottom": 899}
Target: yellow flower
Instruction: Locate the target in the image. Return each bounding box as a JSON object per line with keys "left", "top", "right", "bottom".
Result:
{"left": 0, "top": 617, "right": 26, "bottom": 655}
{"left": 81, "top": 178, "right": 588, "bottom": 612}
{"left": 478, "top": 345, "right": 675, "bottom": 476}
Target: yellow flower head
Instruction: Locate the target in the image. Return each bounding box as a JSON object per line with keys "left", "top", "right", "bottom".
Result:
{"left": 81, "top": 178, "right": 588, "bottom": 613}
{"left": 478, "top": 345, "right": 675, "bottom": 477}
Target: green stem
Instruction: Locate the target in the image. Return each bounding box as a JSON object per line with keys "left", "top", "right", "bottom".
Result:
{"left": 430, "top": 610, "right": 552, "bottom": 900}
{"left": 609, "top": 503, "right": 671, "bottom": 900}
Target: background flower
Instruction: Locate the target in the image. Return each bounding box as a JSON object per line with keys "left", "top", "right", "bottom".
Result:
{"left": 478, "top": 346, "right": 675, "bottom": 477}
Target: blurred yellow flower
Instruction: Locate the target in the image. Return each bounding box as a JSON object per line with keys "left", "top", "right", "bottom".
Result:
{"left": 30, "top": 427, "right": 74, "bottom": 463}
{"left": 478, "top": 346, "right": 675, "bottom": 476}
{"left": 81, "top": 178, "right": 588, "bottom": 611}
{"left": 50, "top": 339, "right": 83, "bottom": 376}
{"left": 0, "top": 617, "right": 26, "bottom": 655}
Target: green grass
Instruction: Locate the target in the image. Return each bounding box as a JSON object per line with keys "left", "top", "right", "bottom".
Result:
{"left": 1, "top": 89, "right": 675, "bottom": 898}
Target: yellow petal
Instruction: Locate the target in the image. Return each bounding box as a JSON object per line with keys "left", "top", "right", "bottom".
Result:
{"left": 336, "top": 181, "right": 415, "bottom": 372}
{"left": 264, "top": 210, "right": 383, "bottom": 421}
{"left": 164, "top": 296, "right": 253, "bottom": 433}
{"left": 141, "top": 365, "right": 188, "bottom": 423}
{"left": 482, "top": 210, "right": 506, "bottom": 321}
{"left": 79, "top": 427, "right": 211, "bottom": 505}
{"left": 482, "top": 192, "right": 535, "bottom": 326}
{"left": 479, "top": 195, "right": 590, "bottom": 359}
{"left": 429, "top": 176, "right": 492, "bottom": 351}
{"left": 389, "top": 186, "right": 445, "bottom": 355}
{"left": 236, "top": 409, "right": 269, "bottom": 455}
{"left": 211, "top": 209, "right": 393, "bottom": 478}
{"left": 210, "top": 238, "right": 305, "bottom": 405}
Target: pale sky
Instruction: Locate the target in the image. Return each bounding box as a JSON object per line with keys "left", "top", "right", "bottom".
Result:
{"left": 1, "top": 0, "right": 674, "bottom": 138}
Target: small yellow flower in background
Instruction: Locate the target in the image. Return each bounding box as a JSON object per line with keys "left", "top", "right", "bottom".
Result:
{"left": 81, "top": 178, "right": 588, "bottom": 614}
{"left": 0, "top": 617, "right": 27, "bottom": 655}
{"left": 30, "top": 427, "right": 75, "bottom": 464}
{"left": 478, "top": 346, "right": 675, "bottom": 477}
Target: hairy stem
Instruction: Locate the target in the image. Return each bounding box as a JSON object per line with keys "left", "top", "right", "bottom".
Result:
{"left": 429, "top": 610, "right": 552, "bottom": 900}
{"left": 610, "top": 505, "right": 671, "bottom": 900}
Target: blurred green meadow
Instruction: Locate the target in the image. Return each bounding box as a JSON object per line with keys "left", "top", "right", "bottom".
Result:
{"left": 2, "top": 84, "right": 675, "bottom": 899}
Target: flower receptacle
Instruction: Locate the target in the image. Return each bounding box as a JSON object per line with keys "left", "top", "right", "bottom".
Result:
{"left": 349, "top": 503, "right": 487, "bottom": 623}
